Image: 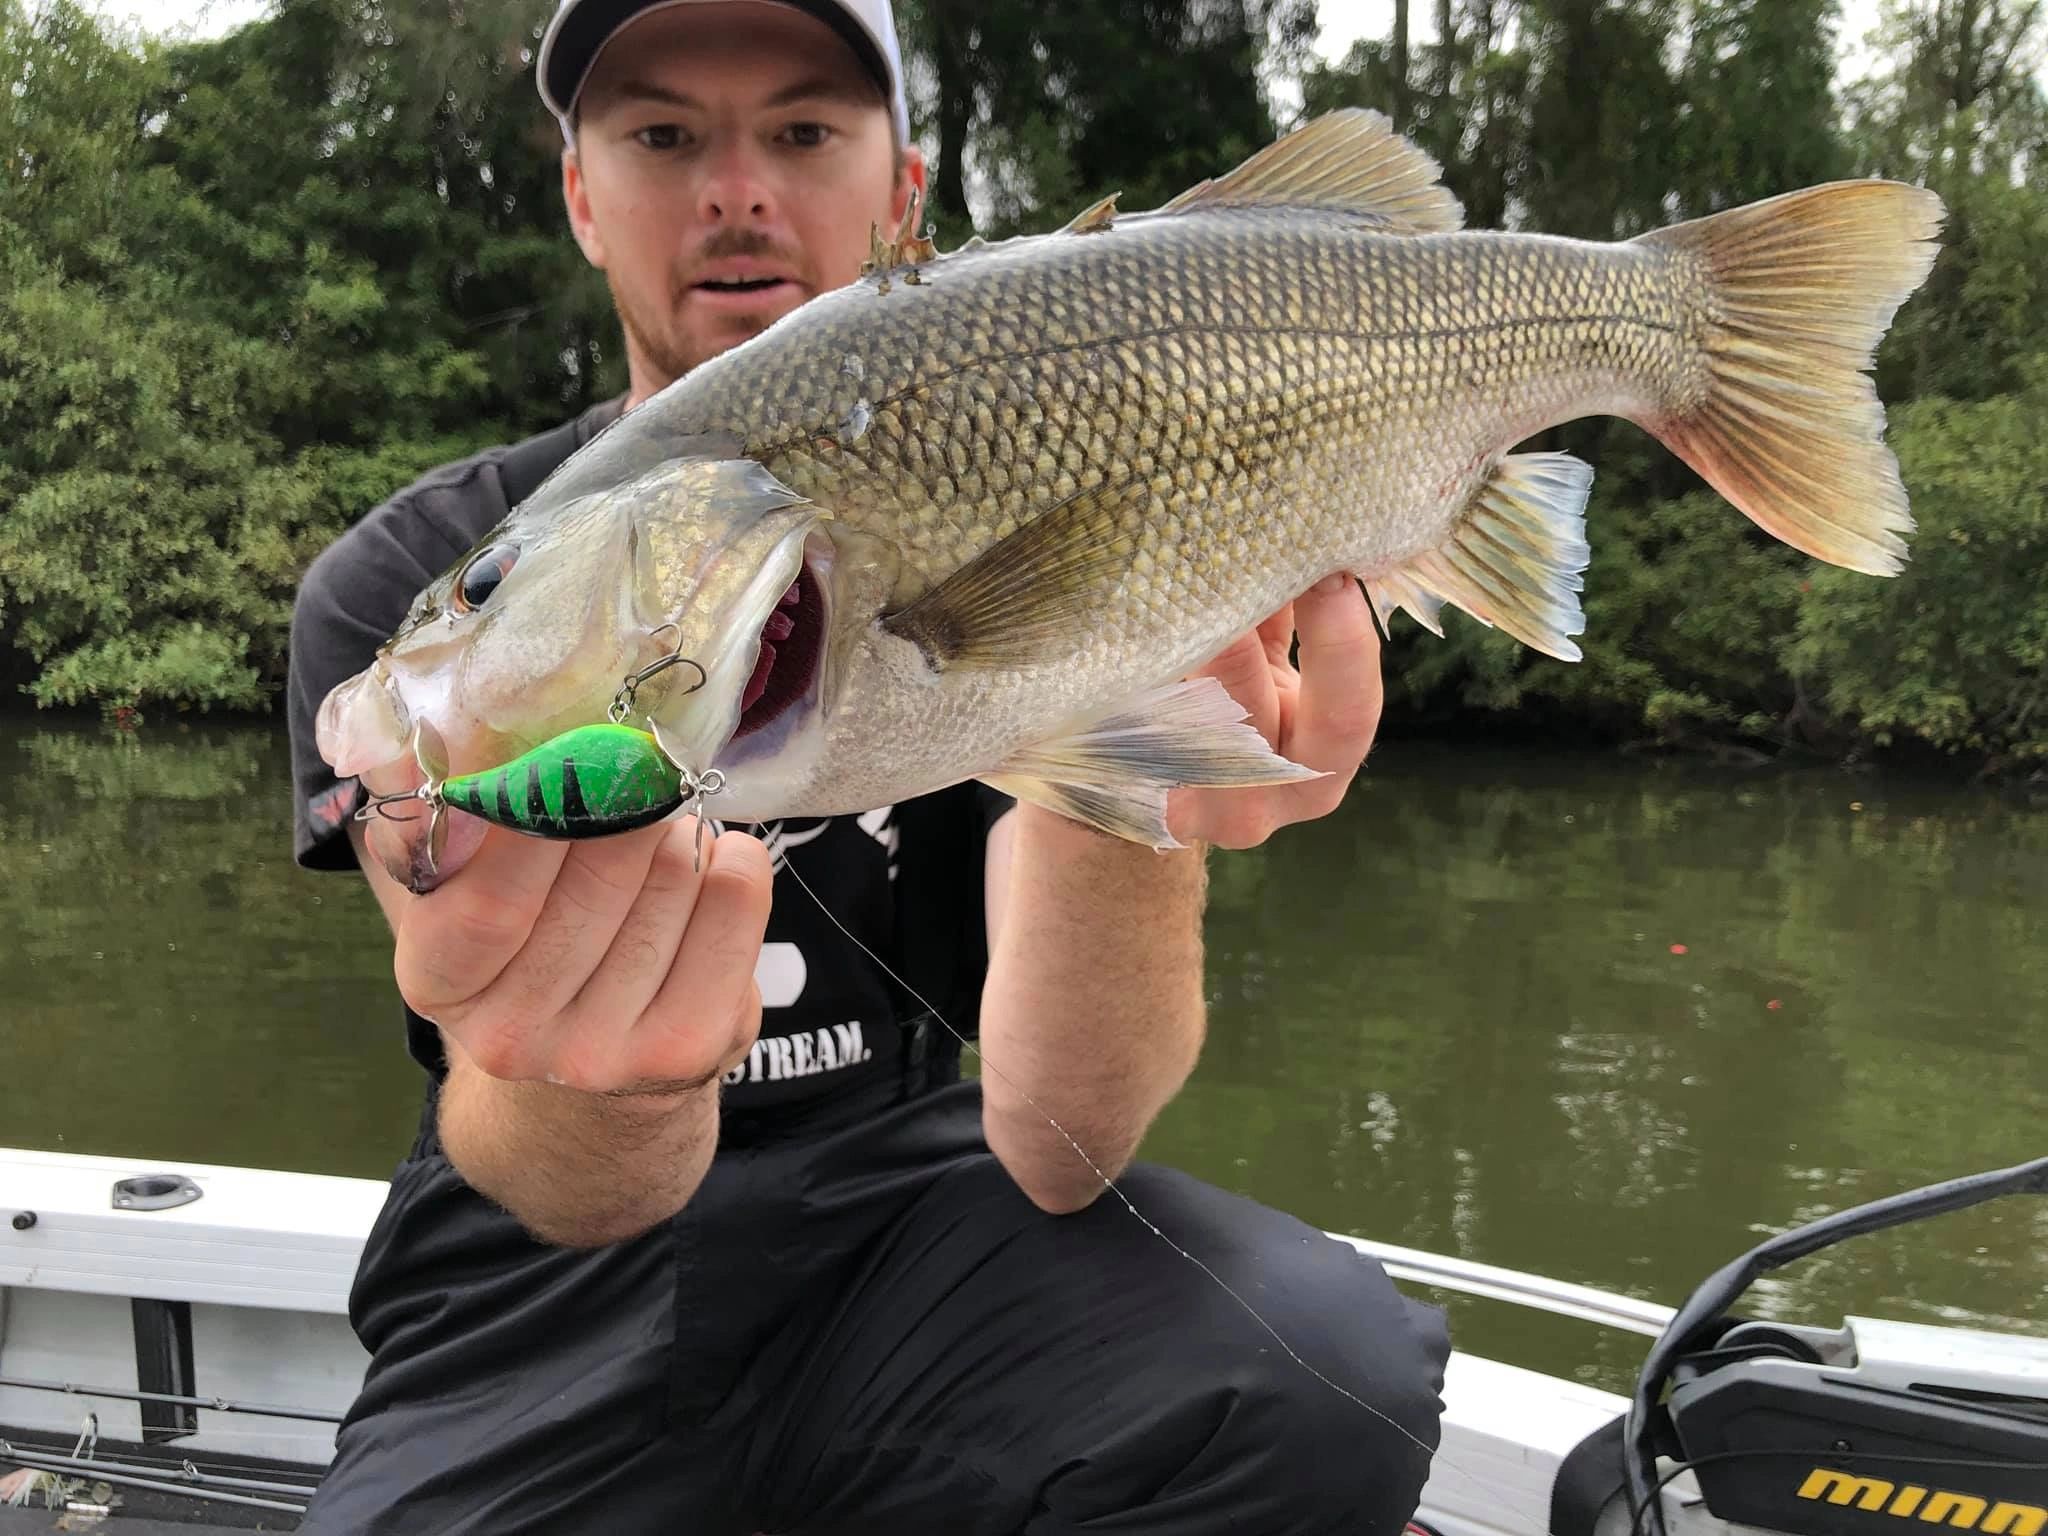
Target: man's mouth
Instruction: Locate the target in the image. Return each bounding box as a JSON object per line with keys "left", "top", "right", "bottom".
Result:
{"left": 697, "top": 275, "right": 786, "bottom": 293}
{"left": 690, "top": 264, "right": 799, "bottom": 308}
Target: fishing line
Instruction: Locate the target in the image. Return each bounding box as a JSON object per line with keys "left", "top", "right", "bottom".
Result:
{"left": 765, "top": 821, "right": 1551, "bottom": 1535}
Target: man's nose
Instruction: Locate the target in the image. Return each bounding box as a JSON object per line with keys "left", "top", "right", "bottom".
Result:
{"left": 697, "top": 143, "right": 775, "bottom": 223}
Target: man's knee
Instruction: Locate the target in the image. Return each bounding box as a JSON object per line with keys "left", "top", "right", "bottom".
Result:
{"left": 1211, "top": 1264, "right": 1448, "bottom": 1530}
{"left": 1035, "top": 1213, "right": 1450, "bottom": 1532}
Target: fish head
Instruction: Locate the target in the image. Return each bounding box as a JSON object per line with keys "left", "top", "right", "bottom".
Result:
{"left": 315, "top": 454, "right": 821, "bottom": 891}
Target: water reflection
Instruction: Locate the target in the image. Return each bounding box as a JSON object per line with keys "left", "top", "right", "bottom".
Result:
{"left": 3, "top": 718, "right": 2042, "bottom": 1392}
{"left": 1, "top": 719, "right": 417, "bottom": 1176}
{"left": 1149, "top": 741, "right": 2048, "bottom": 1385}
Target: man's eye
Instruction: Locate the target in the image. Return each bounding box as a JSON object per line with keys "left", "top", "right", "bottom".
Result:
{"left": 635, "top": 124, "right": 682, "bottom": 150}
{"left": 783, "top": 122, "right": 830, "bottom": 148}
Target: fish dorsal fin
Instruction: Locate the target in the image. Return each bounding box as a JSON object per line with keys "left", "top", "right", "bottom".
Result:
{"left": 879, "top": 479, "right": 1142, "bottom": 670}
{"left": 1160, "top": 108, "right": 1464, "bottom": 234}
{"left": 1366, "top": 451, "right": 1594, "bottom": 660}
{"left": 1061, "top": 192, "right": 1121, "bottom": 235}
{"left": 983, "top": 676, "right": 1324, "bottom": 848}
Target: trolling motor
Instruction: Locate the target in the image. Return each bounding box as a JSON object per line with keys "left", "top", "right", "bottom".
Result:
{"left": 1552, "top": 1155, "right": 2048, "bottom": 1536}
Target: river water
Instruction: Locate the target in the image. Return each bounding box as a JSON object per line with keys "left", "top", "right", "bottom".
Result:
{"left": 3, "top": 716, "right": 2042, "bottom": 1393}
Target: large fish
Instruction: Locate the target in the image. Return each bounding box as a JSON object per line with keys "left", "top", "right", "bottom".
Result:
{"left": 318, "top": 110, "right": 1944, "bottom": 892}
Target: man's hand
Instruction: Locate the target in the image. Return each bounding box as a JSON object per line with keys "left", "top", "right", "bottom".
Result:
{"left": 391, "top": 818, "right": 771, "bottom": 1096}
{"left": 350, "top": 815, "right": 772, "bottom": 1246}
{"left": 1168, "top": 572, "right": 1384, "bottom": 849}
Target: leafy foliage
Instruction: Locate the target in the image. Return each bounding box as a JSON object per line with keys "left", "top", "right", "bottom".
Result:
{"left": 1, "top": 0, "right": 2043, "bottom": 768}
{"left": 900, "top": 0, "right": 1314, "bottom": 236}
{"left": 0, "top": 0, "right": 607, "bottom": 714}
{"left": 1790, "top": 366, "right": 2048, "bottom": 765}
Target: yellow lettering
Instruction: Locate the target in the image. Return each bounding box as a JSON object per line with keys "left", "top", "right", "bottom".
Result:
{"left": 1985, "top": 1504, "right": 2048, "bottom": 1536}
{"left": 1922, "top": 1493, "right": 1988, "bottom": 1528}
{"left": 1892, "top": 1488, "right": 1928, "bottom": 1518}
{"left": 1801, "top": 1470, "right": 1897, "bottom": 1511}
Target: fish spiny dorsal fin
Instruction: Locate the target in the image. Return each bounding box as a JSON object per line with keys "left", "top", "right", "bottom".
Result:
{"left": 1061, "top": 192, "right": 1122, "bottom": 235}
{"left": 1159, "top": 108, "right": 1464, "bottom": 234}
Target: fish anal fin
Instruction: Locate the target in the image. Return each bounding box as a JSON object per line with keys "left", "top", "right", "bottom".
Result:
{"left": 1373, "top": 452, "right": 1594, "bottom": 661}
{"left": 1364, "top": 569, "right": 1447, "bottom": 639}
{"left": 1159, "top": 108, "right": 1463, "bottom": 234}
{"left": 981, "top": 676, "right": 1325, "bottom": 849}
{"left": 879, "top": 480, "right": 1141, "bottom": 670}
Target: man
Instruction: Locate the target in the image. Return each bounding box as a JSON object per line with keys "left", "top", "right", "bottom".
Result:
{"left": 285, "top": 1, "right": 1449, "bottom": 1530}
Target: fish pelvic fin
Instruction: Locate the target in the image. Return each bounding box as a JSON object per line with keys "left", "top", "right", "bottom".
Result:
{"left": 1159, "top": 108, "right": 1463, "bottom": 234}
{"left": 1637, "top": 179, "right": 1946, "bottom": 577}
{"left": 982, "top": 677, "right": 1324, "bottom": 849}
{"left": 1370, "top": 452, "right": 1594, "bottom": 662}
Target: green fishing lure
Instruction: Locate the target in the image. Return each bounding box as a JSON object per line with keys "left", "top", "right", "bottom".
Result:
{"left": 441, "top": 723, "right": 685, "bottom": 838}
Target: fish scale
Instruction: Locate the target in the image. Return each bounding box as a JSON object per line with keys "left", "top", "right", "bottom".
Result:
{"left": 667, "top": 223, "right": 1654, "bottom": 808}
{"left": 321, "top": 107, "right": 1943, "bottom": 885}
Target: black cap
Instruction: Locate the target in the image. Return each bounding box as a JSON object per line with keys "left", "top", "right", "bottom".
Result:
{"left": 537, "top": 0, "right": 909, "bottom": 140}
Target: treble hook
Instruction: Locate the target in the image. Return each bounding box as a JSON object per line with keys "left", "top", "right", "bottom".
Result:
{"left": 609, "top": 623, "right": 709, "bottom": 725}
{"left": 650, "top": 718, "right": 728, "bottom": 873}
{"left": 350, "top": 726, "right": 450, "bottom": 880}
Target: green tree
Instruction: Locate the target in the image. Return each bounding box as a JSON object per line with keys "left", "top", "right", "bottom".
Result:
{"left": 1674, "top": 0, "right": 1848, "bottom": 215}
{"left": 0, "top": 0, "right": 615, "bottom": 713}
{"left": 898, "top": 0, "right": 1314, "bottom": 237}
{"left": 1301, "top": 1, "right": 1531, "bottom": 230}
{"left": 1846, "top": 0, "right": 2048, "bottom": 399}
{"left": 1789, "top": 363, "right": 2048, "bottom": 766}
{"left": 1518, "top": 0, "right": 1684, "bottom": 240}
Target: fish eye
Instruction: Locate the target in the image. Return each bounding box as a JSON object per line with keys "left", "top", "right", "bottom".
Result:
{"left": 453, "top": 542, "right": 520, "bottom": 613}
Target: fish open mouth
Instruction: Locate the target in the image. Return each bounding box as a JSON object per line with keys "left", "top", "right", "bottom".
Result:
{"left": 733, "top": 561, "right": 823, "bottom": 741}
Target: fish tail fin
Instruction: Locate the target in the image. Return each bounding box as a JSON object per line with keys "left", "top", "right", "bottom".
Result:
{"left": 1636, "top": 179, "right": 1945, "bottom": 576}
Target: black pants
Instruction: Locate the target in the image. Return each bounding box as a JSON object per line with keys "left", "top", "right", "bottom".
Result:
{"left": 302, "top": 1081, "right": 1449, "bottom": 1535}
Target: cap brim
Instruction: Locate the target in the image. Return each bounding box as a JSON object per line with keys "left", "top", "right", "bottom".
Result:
{"left": 541, "top": 0, "right": 897, "bottom": 129}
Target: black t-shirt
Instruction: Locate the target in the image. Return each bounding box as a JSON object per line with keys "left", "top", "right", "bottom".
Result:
{"left": 285, "top": 398, "right": 1009, "bottom": 1125}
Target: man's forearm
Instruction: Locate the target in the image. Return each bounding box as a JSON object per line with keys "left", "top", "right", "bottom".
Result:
{"left": 438, "top": 1053, "right": 721, "bottom": 1248}
{"left": 979, "top": 804, "right": 1209, "bottom": 1214}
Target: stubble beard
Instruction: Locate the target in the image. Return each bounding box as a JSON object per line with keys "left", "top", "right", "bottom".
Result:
{"left": 611, "top": 235, "right": 811, "bottom": 392}
{"left": 612, "top": 274, "right": 728, "bottom": 390}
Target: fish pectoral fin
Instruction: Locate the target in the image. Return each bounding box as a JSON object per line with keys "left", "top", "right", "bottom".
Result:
{"left": 980, "top": 676, "right": 1325, "bottom": 849}
{"left": 1158, "top": 108, "right": 1463, "bottom": 234}
{"left": 1370, "top": 451, "right": 1594, "bottom": 661}
{"left": 878, "top": 480, "right": 1142, "bottom": 670}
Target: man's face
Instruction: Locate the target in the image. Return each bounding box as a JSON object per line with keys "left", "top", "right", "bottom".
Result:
{"left": 564, "top": 2, "right": 921, "bottom": 397}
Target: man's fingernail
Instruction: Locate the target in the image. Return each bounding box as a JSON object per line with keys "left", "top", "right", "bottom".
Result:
{"left": 1313, "top": 573, "right": 1348, "bottom": 596}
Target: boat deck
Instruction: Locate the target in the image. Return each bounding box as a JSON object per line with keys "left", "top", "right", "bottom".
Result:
{"left": 0, "top": 1507, "right": 297, "bottom": 1532}
{"left": 0, "top": 1430, "right": 310, "bottom": 1532}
